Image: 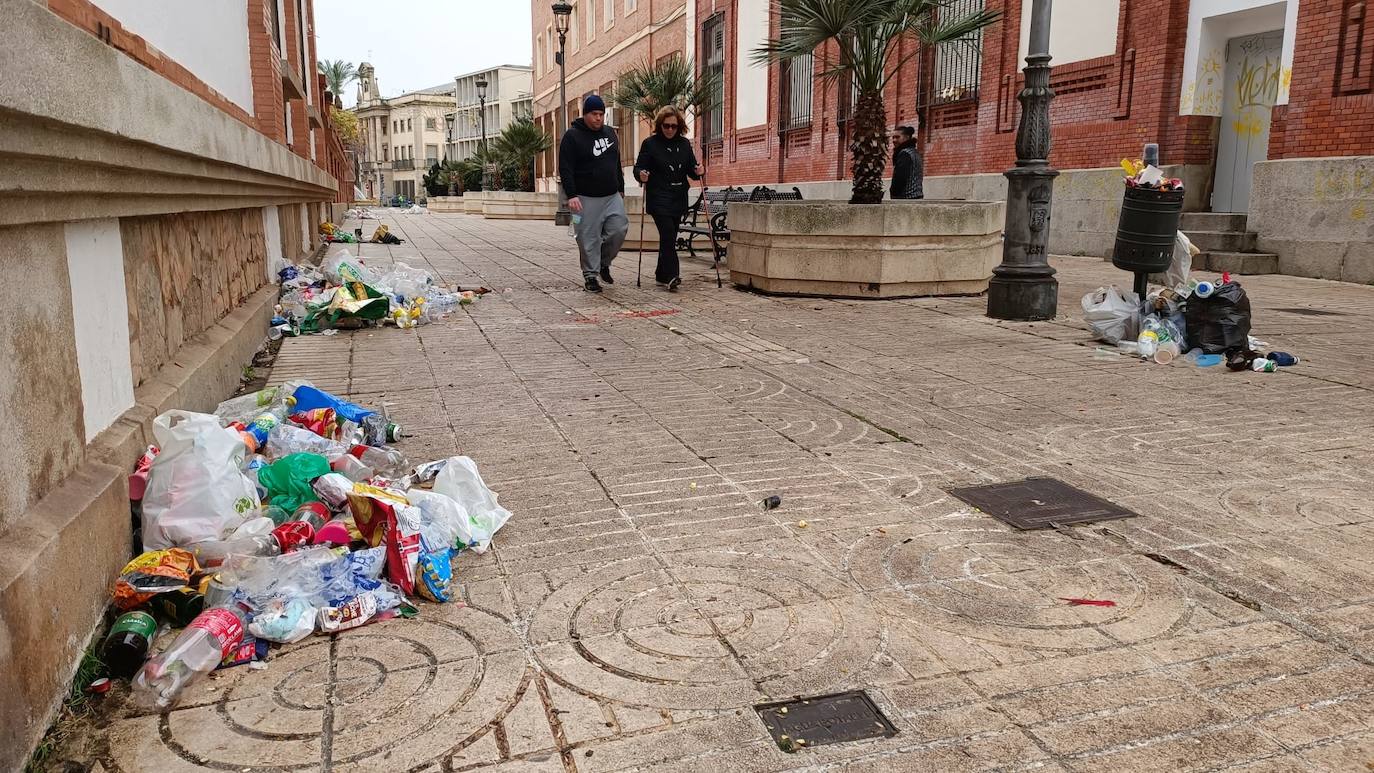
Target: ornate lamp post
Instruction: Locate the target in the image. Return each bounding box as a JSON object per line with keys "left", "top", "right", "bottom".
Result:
{"left": 552, "top": 1, "right": 573, "bottom": 226}
{"left": 987, "top": 0, "right": 1058, "bottom": 321}
{"left": 476, "top": 77, "right": 491, "bottom": 191}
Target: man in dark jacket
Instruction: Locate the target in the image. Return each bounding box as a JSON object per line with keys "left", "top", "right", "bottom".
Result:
{"left": 560, "top": 94, "right": 628, "bottom": 292}
{"left": 889, "top": 125, "right": 924, "bottom": 200}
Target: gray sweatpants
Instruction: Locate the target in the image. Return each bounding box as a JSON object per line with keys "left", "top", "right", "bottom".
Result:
{"left": 573, "top": 194, "right": 630, "bottom": 280}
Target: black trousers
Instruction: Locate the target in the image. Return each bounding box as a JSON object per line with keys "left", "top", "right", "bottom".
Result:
{"left": 650, "top": 212, "right": 681, "bottom": 282}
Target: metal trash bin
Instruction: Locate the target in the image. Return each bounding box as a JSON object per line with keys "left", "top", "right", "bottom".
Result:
{"left": 1113, "top": 186, "right": 1184, "bottom": 296}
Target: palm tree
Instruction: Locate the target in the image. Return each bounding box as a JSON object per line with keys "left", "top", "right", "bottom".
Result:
{"left": 754, "top": 0, "right": 999, "bottom": 204}
{"left": 318, "top": 59, "right": 358, "bottom": 104}
{"left": 610, "top": 54, "right": 720, "bottom": 125}
{"left": 494, "top": 117, "right": 554, "bottom": 191}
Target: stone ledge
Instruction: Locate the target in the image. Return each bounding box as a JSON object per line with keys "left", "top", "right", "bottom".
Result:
{"left": 428, "top": 196, "right": 465, "bottom": 213}
{"left": 482, "top": 191, "right": 558, "bottom": 220}
{"left": 0, "top": 283, "right": 275, "bottom": 771}
{"left": 463, "top": 192, "right": 489, "bottom": 214}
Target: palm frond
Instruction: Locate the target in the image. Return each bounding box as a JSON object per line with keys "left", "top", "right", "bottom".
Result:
{"left": 610, "top": 54, "right": 720, "bottom": 123}
{"left": 317, "top": 59, "right": 358, "bottom": 99}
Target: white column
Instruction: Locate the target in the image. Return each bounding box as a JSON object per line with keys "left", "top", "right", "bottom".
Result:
{"left": 64, "top": 219, "right": 135, "bottom": 439}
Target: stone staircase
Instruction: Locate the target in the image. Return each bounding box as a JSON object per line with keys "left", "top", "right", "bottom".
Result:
{"left": 1178, "top": 212, "right": 1278, "bottom": 275}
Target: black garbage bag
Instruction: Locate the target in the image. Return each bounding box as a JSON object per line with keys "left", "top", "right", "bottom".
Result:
{"left": 1185, "top": 281, "right": 1252, "bottom": 354}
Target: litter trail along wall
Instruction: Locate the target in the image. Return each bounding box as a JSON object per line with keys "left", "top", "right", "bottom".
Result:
{"left": 121, "top": 208, "right": 269, "bottom": 387}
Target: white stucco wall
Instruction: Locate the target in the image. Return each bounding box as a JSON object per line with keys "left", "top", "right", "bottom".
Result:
{"left": 263, "top": 206, "right": 284, "bottom": 282}
{"left": 1179, "top": 0, "right": 1296, "bottom": 115}
{"left": 64, "top": 219, "right": 135, "bottom": 440}
{"left": 735, "top": 0, "right": 769, "bottom": 129}
{"left": 89, "top": 0, "right": 254, "bottom": 113}
{"left": 1019, "top": 0, "right": 1120, "bottom": 66}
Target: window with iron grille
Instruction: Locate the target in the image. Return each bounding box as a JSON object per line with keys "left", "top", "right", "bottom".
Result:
{"left": 780, "top": 38, "right": 813, "bottom": 129}
{"left": 702, "top": 15, "right": 725, "bottom": 142}
{"left": 929, "top": 0, "right": 985, "bottom": 105}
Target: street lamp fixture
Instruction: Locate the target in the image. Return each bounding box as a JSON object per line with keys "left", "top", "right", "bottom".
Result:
{"left": 552, "top": 1, "right": 573, "bottom": 226}
{"left": 476, "top": 77, "right": 490, "bottom": 191}
{"left": 987, "top": 0, "right": 1059, "bottom": 321}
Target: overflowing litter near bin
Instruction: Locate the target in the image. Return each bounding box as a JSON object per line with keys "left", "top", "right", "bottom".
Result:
{"left": 1083, "top": 153, "right": 1300, "bottom": 373}
{"left": 272, "top": 251, "right": 486, "bottom": 337}
{"left": 106, "top": 380, "right": 512, "bottom": 709}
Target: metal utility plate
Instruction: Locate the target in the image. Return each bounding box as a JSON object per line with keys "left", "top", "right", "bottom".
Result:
{"left": 756, "top": 690, "right": 897, "bottom": 751}
{"left": 948, "top": 477, "right": 1138, "bottom": 530}
{"left": 1275, "top": 308, "right": 1344, "bottom": 316}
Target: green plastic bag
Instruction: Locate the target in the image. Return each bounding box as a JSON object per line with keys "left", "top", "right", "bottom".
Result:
{"left": 256, "top": 453, "right": 332, "bottom": 512}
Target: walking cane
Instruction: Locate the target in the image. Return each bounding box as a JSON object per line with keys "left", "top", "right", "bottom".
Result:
{"left": 636, "top": 188, "right": 646, "bottom": 288}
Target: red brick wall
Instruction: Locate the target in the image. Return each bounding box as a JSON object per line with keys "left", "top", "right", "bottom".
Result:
{"left": 1269, "top": 0, "right": 1374, "bottom": 159}
{"left": 695, "top": 0, "right": 1214, "bottom": 186}
{"left": 533, "top": 1, "right": 688, "bottom": 178}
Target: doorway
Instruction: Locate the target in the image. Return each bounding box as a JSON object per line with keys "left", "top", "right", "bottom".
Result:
{"left": 1212, "top": 30, "right": 1283, "bottom": 213}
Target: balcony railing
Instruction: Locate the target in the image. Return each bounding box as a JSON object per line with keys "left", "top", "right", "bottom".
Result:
{"left": 393, "top": 159, "right": 416, "bottom": 171}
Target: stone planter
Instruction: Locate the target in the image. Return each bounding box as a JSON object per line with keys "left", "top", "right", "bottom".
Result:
{"left": 728, "top": 200, "right": 1005, "bottom": 298}
{"left": 427, "top": 196, "right": 464, "bottom": 213}
{"left": 482, "top": 190, "right": 559, "bottom": 220}
{"left": 621, "top": 194, "right": 662, "bottom": 251}
{"left": 463, "top": 191, "right": 488, "bottom": 214}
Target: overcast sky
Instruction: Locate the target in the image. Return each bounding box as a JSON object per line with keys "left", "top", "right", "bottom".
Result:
{"left": 315, "top": 0, "right": 532, "bottom": 106}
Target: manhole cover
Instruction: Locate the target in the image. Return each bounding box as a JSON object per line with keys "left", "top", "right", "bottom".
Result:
{"left": 1275, "top": 308, "right": 1344, "bottom": 316}
{"left": 948, "top": 477, "right": 1138, "bottom": 530}
{"left": 756, "top": 690, "right": 897, "bottom": 751}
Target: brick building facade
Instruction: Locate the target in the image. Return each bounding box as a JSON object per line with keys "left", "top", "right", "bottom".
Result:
{"left": 2, "top": 3, "right": 349, "bottom": 761}
{"left": 680, "top": 0, "right": 1372, "bottom": 280}
{"left": 46, "top": 0, "right": 354, "bottom": 201}
{"left": 531, "top": 0, "right": 692, "bottom": 187}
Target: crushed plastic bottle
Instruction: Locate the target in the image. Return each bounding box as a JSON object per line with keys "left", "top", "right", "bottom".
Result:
{"left": 266, "top": 423, "right": 347, "bottom": 460}
{"left": 349, "top": 445, "right": 410, "bottom": 479}
{"left": 133, "top": 604, "right": 249, "bottom": 709}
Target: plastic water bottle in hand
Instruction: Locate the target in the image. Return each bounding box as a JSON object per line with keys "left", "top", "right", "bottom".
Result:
{"left": 133, "top": 605, "right": 248, "bottom": 709}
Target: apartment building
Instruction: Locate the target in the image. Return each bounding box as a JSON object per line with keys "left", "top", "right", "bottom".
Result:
{"left": 354, "top": 63, "right": 456, "bottom": 201}
{"left": 448, "top": 65, "right": 535, "bottom": 163}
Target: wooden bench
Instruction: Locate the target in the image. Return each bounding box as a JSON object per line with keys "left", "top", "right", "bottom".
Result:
{"left": 677, "top": 185, "right": 803, "bottom": 261}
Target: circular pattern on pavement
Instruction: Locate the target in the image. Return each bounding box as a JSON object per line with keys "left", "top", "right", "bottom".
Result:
{"left": 530, "top": 551, "right": 880, "bottom": 709}
{"left": 847, "top": 520, "right": 1192, "bottom": 652}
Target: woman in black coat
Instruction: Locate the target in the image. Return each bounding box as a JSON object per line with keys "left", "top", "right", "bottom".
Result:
{"left": 633, "top": 106, "right": 702, "bottom": 291}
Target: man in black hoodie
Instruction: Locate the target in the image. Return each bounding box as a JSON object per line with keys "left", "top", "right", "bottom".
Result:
{"left": 560, "top": 95, "right": 628, "bottom": 292}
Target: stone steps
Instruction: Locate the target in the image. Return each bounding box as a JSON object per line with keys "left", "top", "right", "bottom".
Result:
{"left": 1180, "top": 212, "right": 1248, "bottom": 231}
{"left": 1177, "top": 211, "right": 1275, "bottom": 275}
{"left": 1186, "top": 229, "right": 1258, "bottom": 253}
{"left": 1202, "top": 251, "right": 1279, "bottom": 274}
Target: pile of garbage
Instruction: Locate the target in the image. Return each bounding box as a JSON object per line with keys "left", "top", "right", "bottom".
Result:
{"left": 400, "top": 205, "right": 428, "bottom": 215}
{"left": 320, "top": 221, "right": 405, "bottom": 245}
{"left": 106, "top": 381, "right": 511, "bottom": 709}
{"left": 1083, "top": 232, "right": 1299, "bottom": 372}
{"left": 273, "top": 252, "right": 484, "bottom": 336}
{"left": 1120, "top": 158, "right": 1185, "bottom": 191}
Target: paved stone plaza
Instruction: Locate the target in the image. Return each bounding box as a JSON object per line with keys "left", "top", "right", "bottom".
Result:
{"left": 97, "top": 211, "right": 1374, "bottom": 772}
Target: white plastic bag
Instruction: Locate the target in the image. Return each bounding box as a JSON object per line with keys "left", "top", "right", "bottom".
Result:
{"left": 431, "top": 456, "right": 511, "bottom": 553}
{"left": 323, "top": 250, "right": 377, "bottom": 285}
{"left": 407, "top": 488, "right": 472, "bottom": 552}
{"left": 1082, "top": 286, "right": 1141, "bottom": 345}
{"left": 1151, "top": 231, "right": 1197, "bottom": 290}
{"left": 142, "top": 411, "right": 261, "bottom": 551}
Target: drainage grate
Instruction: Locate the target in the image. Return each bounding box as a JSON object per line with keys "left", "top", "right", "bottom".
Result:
{"left": 1275, "top": 308, "right": 1344, "bottom": 317}
{"left": 756, "top": 690, "right": 897, "bottom": 751}
{"left": 948, "top": 477, "right": 1138, "bottom": 530}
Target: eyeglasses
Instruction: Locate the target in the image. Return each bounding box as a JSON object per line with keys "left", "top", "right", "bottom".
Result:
{"left": 662, "top": 123, "right": 680, "bottom": 130}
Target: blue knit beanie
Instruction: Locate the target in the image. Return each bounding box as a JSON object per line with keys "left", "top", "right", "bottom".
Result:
{"left": 583, "top": 94, "right": 606, "bottom": 114}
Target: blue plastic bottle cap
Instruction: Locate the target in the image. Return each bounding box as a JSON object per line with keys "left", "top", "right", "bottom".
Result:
{"left": 1194, "top": 281, "right": 1215, "bottom": 298}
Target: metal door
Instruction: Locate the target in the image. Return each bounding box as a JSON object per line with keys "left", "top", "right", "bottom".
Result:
{"left": 1213, "top": 31, "right": 1283, "bottom": 213}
